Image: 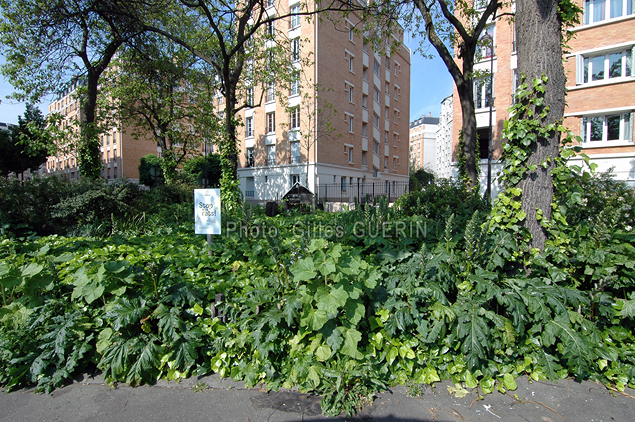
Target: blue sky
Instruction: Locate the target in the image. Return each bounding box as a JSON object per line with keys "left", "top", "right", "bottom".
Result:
{"left": 0, "top": 33, "right": 453, "bottom": 125}
{"left": 405, "top": 33, "right": 454, "bottom": 121}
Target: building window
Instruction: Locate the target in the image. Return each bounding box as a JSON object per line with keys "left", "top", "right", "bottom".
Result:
{"left": 373, "top": 140, "right": 379, "bottom": 154}
{"left": 266, "top": 0, "right": 275, "bottom": 8}
{"left": 584, "top": 0, "right": 634, "bottom": 24}
{"left": 374, "top": 59, "right": 380, "bottom": 75}
{"left": 245, "top": 116, "right": 254, "bottom": 137}
{"left": 578, "top": 49, "right": 632, "bottom": 84}
{"left": 290, "top": 4, "right": 300, "bottom": 28}
{"left": 246, "top": 177, "right": 255, "bottom": 197}
{"left": 385, "top": 57, "right": 390, "bottom": 71}
{"left": 290, "top": 106, "right": 300, "bottom": 130}
{"left": 474, "top": 0, "right": 488, "bottom": 9}
{"left": 384, "top": 131, "right": 389, "bottom": 144}
{"left": 478, "top": 24, "right": 495, "bottom": 59}
{"left": 349, "top": 26, "right": 354, "bottom": 41}
{"left": 266, "top": 20, "right": 275, "bottom": 38}
{"left": 362, "top": 94, "right": 368, "bottom": 108}
{"left": 266, "top": 81, "right": 275, "bottom": 102}
{"left": 362, "top": 151, "right": 367, "bottom": 166}
{"left": 362, "top": 122, "right": 368, "bottom": 137}
{"left": 348, "top": 147, "right": 353, "bottom": 163}
{"left": 246, "top": 87, "right": 254, "bottom": 107}
{"left": 373, "top": 113, "right": 379, "bottom": 128}
{"left": 393, "top": 133, "right": 398, "bottom": 146}
{"left": 291, "top": 141, "right": 301, "bottom": 164}
{"left": 374, "top": 87, "right": 380, "bottom": 102}
{"left": 385, "top": 82, "right": 389, "bottom": 94}
{"left": 291, "top": 38, "right": 300, "bottom": 62}
{"left": 348, "top": 85, "right": 354, "bottom": 103}
{"left": 348, "top": 115, "right": 354, "bottom": 133}
{"left": 290, "top": 72, "right": 300, "bottom": 96}
{"left": 581, "top": 112, "right": 633, "bottom": 142}
{"left": 267, "top": 144, "right": 276, "bottom": 166}
{"left": 363, "top": 67, "right": 368, "bottom": 81}
{"left": 384, "top": 157, "right": 388, "bottom": 170}
{"left": 267, "top": 112, "right": 276, "bottom": 133}
{"left": 474, "top": 77, "right": 493, "bottom": 109}
{"left": 393, "top": 157, "right": 396, "bottom": 170}
{"left": 341, "top": 176, "right": 347, "bottom": 191}
{"left": 349, "top": 55, "right": 354, "bottom": 72}
{"left": 246, "top": 147, "right": 254, "bottom": 167}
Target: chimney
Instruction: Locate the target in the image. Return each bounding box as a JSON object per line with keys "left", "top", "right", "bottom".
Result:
{"left": 429, "top": 112, "right": 432, "bottom": 117}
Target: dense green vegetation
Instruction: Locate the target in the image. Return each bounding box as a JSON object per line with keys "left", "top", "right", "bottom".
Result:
{"left": 1, "top": 173, "right": 634, "bottom": 416}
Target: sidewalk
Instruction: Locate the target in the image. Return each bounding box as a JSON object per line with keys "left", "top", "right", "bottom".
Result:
{"left": 1, "top": 373, "right": 634, "bottom": 421}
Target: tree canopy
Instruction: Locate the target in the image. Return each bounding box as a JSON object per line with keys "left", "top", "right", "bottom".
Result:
{"left": 0, "top": 104, "right": 50, "bottom": 179}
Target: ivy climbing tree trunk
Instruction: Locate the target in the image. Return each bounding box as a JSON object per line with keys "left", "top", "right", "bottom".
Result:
{"left": 516, "top": 0, "right": 566, "bottom": 250}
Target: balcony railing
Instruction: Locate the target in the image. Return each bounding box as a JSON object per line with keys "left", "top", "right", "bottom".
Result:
{"left": 316, "top": 181, "right": 410, "bottom": 204}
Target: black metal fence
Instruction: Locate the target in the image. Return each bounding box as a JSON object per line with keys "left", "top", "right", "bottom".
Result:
{"left": 316, "top": 181, "right": 409, "bottom": 204}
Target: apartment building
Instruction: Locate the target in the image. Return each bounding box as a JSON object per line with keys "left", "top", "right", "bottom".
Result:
{"left": 237, "top": 2, "right": 411, "bottom": 204}
{"left": 409, "top": 114, "right": 439, "bottom": 174}
{"left": 44, "top": 80, "right": 189, "bottom": 183}
{"left": 563, "top": 0, "right": 635, "bottom": 184}
{"left": 450, "top": 1, "right": 635, "bottom": 193}
{"left": 436, "top": 95, "right": 454, "bottom": 179}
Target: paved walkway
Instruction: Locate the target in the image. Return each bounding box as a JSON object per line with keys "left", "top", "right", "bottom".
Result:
{"left": 1, "top": 374, "right": 634, "bottom": 421}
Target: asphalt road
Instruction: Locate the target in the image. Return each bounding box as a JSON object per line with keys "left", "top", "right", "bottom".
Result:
{"left": 1, "top": 374, "right": 634, "bottom": 421}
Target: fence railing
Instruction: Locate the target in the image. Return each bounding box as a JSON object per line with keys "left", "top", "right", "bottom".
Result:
{"left": 316, "top": 181, "right": 409, "bottom": 204}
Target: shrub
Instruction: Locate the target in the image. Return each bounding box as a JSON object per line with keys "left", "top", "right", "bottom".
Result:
{"left": 0, "top": 176, "right": 67, "bottom": 236}
{"left": 180, "top": 154, "right": 222, "bottom": 187}
{"left": 409, "top": 168, "right": 435, "bottom": 191}
{"left": 394, "top": 179, "right": 487, "bottom": 221}
{"left": 558, "top": 169, "right": 635, "bottom": 233}
{"left": 51, "top": 179, "right": 142, "bottom": 230}
{"left": 138, "top": 154, "right": 164, "bottom": 187}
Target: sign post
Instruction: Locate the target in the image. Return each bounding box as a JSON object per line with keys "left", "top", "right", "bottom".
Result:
{"left": 194, "top": 189, "right": 221, "bottom": 256}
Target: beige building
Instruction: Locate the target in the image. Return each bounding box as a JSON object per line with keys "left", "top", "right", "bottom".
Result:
{"left": 449, "top": 1, "right": 635, "bottom": 193}
{"left": 237, "top": 2, "right": 411, "bottom": 204}
{"left": 44, "top": 80, "right": 207, "bottom": 183}
{"left": 44, "top": 79, "right": 159, "bottom": 182}
{"left": 409, "top": 114, "right": 439, "bottom": 174}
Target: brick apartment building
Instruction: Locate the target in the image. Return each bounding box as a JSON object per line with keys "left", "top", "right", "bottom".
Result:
{"left": 43, "top": 79, "right": 212, "bottom": 183}
{"left": 409, "top": 114, "right": 439, "bottom": 174}
{"left": 44, "top": 79, "right": 159, "bottom": 182}
{"left": 237, "top": 2, "right": 411, "bottom": 204}
{"left": 449, "top": 0, "right": 635, "bottom": 193}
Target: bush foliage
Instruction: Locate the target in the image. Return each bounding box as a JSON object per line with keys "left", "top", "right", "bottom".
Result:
{"left": 0, "top": 170, "right": 634, "bottom": 416}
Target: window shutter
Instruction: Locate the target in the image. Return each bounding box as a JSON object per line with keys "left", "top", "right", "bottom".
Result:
{"left": 631, "top": 46, "right": 635, "bottom": 76}
{"left": 576, "top": 55, "right": 584, "bottom": 85}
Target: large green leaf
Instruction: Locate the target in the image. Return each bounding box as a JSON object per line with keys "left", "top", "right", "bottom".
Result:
{"left": 344, "top": 299, "right": 365, "bottom": 325}
{"left": 339, "top": 327, "right": 363, "bottom": 359}
{"left": 315, "top": 285, "right": 348, "bottom": 313}
{"left": 300, "top": 306, "right": 328, "bottom": 331}
{"left": 291, "top": 257, "right": 317, "bottom": 282}
{"left": 106, "top": 298, "right": 148, "bottom": 331}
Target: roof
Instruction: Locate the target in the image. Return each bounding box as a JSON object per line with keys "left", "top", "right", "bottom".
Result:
{"left": 282, "top": 183, "right": 314, "bottom": 203}
{"left": 410, "top": 116, "right": 440, "bottom": 128}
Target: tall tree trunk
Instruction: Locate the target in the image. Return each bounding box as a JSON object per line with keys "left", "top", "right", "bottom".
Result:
{"left": 516, "top": 0, "right": 566, "bottom": 250}
{"left": 78, "top": 71, "right": 103, "bottom": 180}
{"left": 456, "top": 80, "right": 478, "bottom": 188}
